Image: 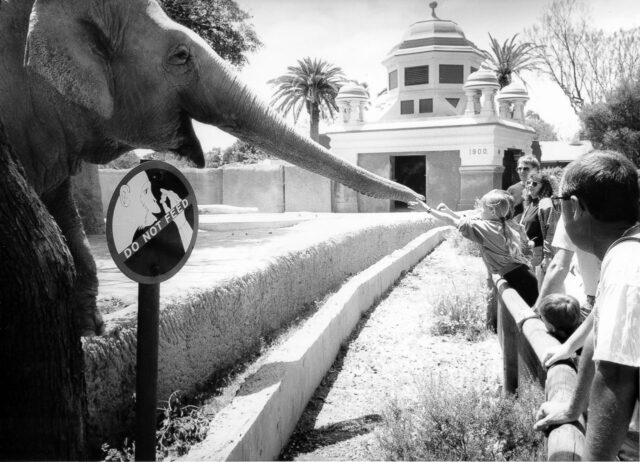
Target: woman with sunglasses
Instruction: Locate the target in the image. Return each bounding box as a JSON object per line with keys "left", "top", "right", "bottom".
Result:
{"left": 520, "top": 171, "right": 557, "bottom": 284}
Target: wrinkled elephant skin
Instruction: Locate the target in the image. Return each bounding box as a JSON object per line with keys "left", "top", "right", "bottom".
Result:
{"left": 0, "top": 0, "right": 422, "bottom": 336}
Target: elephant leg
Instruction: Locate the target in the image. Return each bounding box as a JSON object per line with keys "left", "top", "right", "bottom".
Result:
{"left": 43, "top": 179, "right": 104, "bottom": 336}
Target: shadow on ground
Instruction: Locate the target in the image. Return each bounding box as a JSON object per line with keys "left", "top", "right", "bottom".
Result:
{"left": 279, "top": 291, "right": 392, "bottom": 460}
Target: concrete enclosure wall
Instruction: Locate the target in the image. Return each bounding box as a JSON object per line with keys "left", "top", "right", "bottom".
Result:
{"left": 99, "top": 163, "right": 332, "bottom": 216}
{"left": 82, "top": 214, "right": 436, "bottom": 449}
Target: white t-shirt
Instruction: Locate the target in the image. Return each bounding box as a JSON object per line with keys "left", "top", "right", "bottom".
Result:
{"left": 552, "top": 217, "right": 602, "bottom": 296}
{"left": 592, "top": 234, "right": 640, "bottom": 431}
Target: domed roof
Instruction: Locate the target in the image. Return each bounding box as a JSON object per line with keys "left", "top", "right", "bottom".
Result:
{"left": 336, "top": 83, "right": 369, "bottom": 102}
{"left": 496, "top": 81, "right": 529, "bottom": 101}
{"left": 390, "top": 2, "right": 478, "bottom": 52}
{"left": 463, "top": 68, "right": 499, "bottom": 90}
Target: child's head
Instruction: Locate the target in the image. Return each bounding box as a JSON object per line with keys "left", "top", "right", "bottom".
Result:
{"left": 538, "top": 294, "right": 582, "bottom": 342}
{"left": 479, "top": 189, "right": 513, "bottom": 220}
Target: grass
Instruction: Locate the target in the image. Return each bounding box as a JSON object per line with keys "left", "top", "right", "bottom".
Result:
{"left": 431, "top": 287, "right": 490, "bottom": 342}
{"left": 450, "top": 232, "right": 483, "bottom": 258}
{"left": 375, "top": 375, "right": 545, "bottom": 461}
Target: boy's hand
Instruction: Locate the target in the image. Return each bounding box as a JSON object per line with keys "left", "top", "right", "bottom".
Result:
{"left": 543, "top": 344, "right": 573, "bottom": 368}
{"left": 436, "top": 203, "right": 449, "bottom": 212}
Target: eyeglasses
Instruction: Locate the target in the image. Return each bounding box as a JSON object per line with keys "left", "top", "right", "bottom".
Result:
{"left": 550, "top": 194, "right": 572, "bottom": 211}
{"left": 527, "top": 181, "right": 539, "bottom": 187}
{"left": 516, "top": 167, "right": 531, "bottom": 172}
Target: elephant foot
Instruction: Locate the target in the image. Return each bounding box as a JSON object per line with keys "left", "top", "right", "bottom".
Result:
{"left": 75, "top": 304, "right": 105, "bottom": 337}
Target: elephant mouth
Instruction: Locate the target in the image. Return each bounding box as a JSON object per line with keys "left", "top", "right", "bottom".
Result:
{"left": 170, "top": 115, "right": 205, "bottom": 168}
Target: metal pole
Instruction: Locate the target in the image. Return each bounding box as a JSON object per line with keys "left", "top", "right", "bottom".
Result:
{"left": 135, "top": 282, "right": 160, "bottom": 462}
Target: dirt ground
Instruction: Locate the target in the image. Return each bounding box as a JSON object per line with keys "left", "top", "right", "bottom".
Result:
{"left": 279, "top": 237, "right": 503, "bottom": 460}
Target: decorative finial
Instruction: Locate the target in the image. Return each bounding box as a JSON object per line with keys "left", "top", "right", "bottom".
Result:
{"left": 429, "top": 1, "right": 439, "bottom": 19}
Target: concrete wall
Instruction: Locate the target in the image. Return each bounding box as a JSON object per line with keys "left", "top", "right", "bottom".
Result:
{"left": 221, "top": 164, "right": 285, "bottom": 212}
{"left": 99, "top": 163, "right": 332, "bottom": 216}
{"left": 82, "top": 215, "right": 437, "bottom": 449}
{"left": 284, "top": 165, "right": 331, "bottom": 212}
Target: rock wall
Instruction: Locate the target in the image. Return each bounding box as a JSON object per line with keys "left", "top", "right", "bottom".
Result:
{"left": 83, "top": 215, "right": 435, "bottom": 449}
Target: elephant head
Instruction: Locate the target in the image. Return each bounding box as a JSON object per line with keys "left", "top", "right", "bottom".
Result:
{"left": 24, "top": 0, "right": 422, "bottom": 203}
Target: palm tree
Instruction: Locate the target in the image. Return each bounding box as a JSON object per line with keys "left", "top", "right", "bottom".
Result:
{"left": 269, "top": 57, "right": 345, "bottom": 142}
{"left": 481, "top": 34, "right": 543, "bottom": 88}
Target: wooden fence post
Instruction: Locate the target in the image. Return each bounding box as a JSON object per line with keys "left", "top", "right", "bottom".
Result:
{"left": 498, "top": 297, "right": 518, "bottom": 394}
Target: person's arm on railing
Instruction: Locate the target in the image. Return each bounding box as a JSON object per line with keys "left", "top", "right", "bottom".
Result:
{"left": 585, "top": 360, "right": 638, "bottom": 460}
{"left": 543, "top": 311, "right": 594, "bottom": 368}
{"left": 534, "top": 331, "right": 595, "bottom": 430}
{"left": 408, "top": 201, "right": 460, "bottom": 227}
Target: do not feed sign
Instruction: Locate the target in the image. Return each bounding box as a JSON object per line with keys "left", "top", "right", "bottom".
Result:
{"left": 106, "top": 160, "right": 198, "bottom": 284}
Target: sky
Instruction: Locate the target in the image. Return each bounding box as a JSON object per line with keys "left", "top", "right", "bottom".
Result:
{"left": 193, "top": 0, "right": 640, "bottom": 151}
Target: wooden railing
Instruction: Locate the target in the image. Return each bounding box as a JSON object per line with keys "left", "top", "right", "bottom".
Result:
{"left": 490, "top": 274, "right": 586, "bottom": 461}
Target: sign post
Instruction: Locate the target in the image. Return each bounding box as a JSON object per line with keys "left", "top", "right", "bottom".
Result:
{"left": 106, "top": 161, "right": 198, "bottom": 461}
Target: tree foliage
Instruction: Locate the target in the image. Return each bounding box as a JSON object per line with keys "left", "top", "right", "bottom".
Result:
{"left": 580, "top": 80, "right": 640, "bottom": 167}
{"left": 268, "top": 57, "right": 345, "bottom": 141}
{"left": 159, "top": 0, "right": 262, "bottom": 68}
{"left": 217, "top": 140, "right": 274, "bottom": 166}
{"left": 525, "top": 110, "right": 558, "bottom": 141}
{"left": 481, "top": 34, "right": 543, "bottom": 88}
{"left": 527, "top": 0, "right": 640, "bottom": 113}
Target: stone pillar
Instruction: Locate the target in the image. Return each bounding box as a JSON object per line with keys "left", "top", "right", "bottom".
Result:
{"left": 498, "top": 101, "right": 511, "bottom": 119}
{"left": 464, "top": 90, "right": 477, "bottom": 116}
{"left": 513, "top": 101, "right": 526, "bottom": 123}
{"left": 481, "top": 88, "right": 497, "bottom": 117}
{"left": 458, "top": 165, "right": 505, "bottom": 210}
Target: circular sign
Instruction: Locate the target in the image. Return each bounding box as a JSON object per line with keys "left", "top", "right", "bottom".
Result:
{"left": 106, "top": 160, "right": 198, "bottom": 284}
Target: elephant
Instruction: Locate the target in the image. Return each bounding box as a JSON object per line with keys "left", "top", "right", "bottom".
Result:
{"left": 0, "top": 0, "right": 423, "bottom": 336}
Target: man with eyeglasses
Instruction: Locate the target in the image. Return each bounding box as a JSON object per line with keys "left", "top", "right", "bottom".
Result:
{"left": 507, "top": 154, "right": 540, "bottom": 219}
{"left": 534, "top": 151, "right": 639, "bottom": 460}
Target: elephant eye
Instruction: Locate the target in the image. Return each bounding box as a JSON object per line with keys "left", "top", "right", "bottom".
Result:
{"left": 168, "top": 45, "right": 191, "bottom": 66}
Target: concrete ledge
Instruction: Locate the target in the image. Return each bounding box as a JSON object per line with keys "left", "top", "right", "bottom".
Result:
{"left": 183, "top": 226, "right": 451, "bottom": 461}
{"left": 198, "top": 212, "right": 314, "bottom": 232}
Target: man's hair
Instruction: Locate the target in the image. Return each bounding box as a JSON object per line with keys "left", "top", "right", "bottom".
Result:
{"left": 538, "top": 294, "right": 582, "bottom": 342}
{"left": 561, "top": 151, "right": 639, "bottom": 223}
{"left": 517, "top": 154, "right": 540, "bottom": 170}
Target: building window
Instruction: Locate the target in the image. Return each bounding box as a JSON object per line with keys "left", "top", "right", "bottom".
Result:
{"left": 439, "top": 64, "right": 464, "bottom": 84}
{"left": 419, "top": 98, "right": 433, "bottom": 113}
{"left": 404, "top": 65, "right": 429, "bottom": 86}
{"left": 400, "top": 100, "right": 414, "bottom": 114}
{"left": 446, "top": 98, "right": 460, "bottom": 108}
{"left": 389, "top": 70, "right": 398, "bottom": 90}
{"left": 470, "top": 66, "right": 478, "bottom": 74}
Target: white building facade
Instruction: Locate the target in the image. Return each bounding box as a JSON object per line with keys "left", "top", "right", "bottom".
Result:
{"left": 324, "top": 4, "right": 535, "bottom": 212}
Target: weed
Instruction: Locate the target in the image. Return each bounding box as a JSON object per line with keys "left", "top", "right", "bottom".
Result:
{"left": 431, "top": 288, "right": 489, "bottom": 342}
{"left": 156, "top": 391, "right": 209, "bottom": 460}
{"left": 375, "top": 375, "right": 545, "bottom": 461}
{"left": 450, "top": 233, "right": 483, "bottom": 258}
{"left": 101, "top": 391, "right": 209, "bottom": 461}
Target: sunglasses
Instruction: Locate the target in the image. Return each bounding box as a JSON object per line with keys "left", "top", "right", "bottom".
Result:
{"left": 550, "top": 194, "right": 572, "bottom": 211}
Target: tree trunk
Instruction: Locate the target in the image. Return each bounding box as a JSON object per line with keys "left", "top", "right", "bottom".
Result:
{"left": 0, "top": 121, "right": 87, "bottom": 459}
{"left": 309, "top": 104, "right": 320, "bottom": 142}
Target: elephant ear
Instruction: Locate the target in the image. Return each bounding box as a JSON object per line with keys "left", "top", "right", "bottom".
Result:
{"left": 25, "top": 0, "right": 114, "bottom": 119}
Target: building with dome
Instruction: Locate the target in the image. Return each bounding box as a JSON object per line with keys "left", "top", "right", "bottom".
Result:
{"left": 324, "top": 2, "right": 535, "bottom": 212}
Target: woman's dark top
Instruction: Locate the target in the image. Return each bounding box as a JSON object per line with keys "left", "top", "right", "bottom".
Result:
{"left": 520, "top": 198, "right": 543, "bottom": 247}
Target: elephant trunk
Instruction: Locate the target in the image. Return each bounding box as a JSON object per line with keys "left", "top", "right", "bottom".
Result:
{"left": 185, "top": 49, "right": 423, "bottom": 203}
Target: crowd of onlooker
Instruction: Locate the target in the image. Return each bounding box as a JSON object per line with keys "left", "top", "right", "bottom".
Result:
{"left": 410, "top": 150, "right": 639, "bottom": 460}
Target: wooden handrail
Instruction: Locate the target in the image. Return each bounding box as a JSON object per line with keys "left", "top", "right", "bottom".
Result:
{"left": 491, "top": 274, "right": 585, "bottom": 461}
